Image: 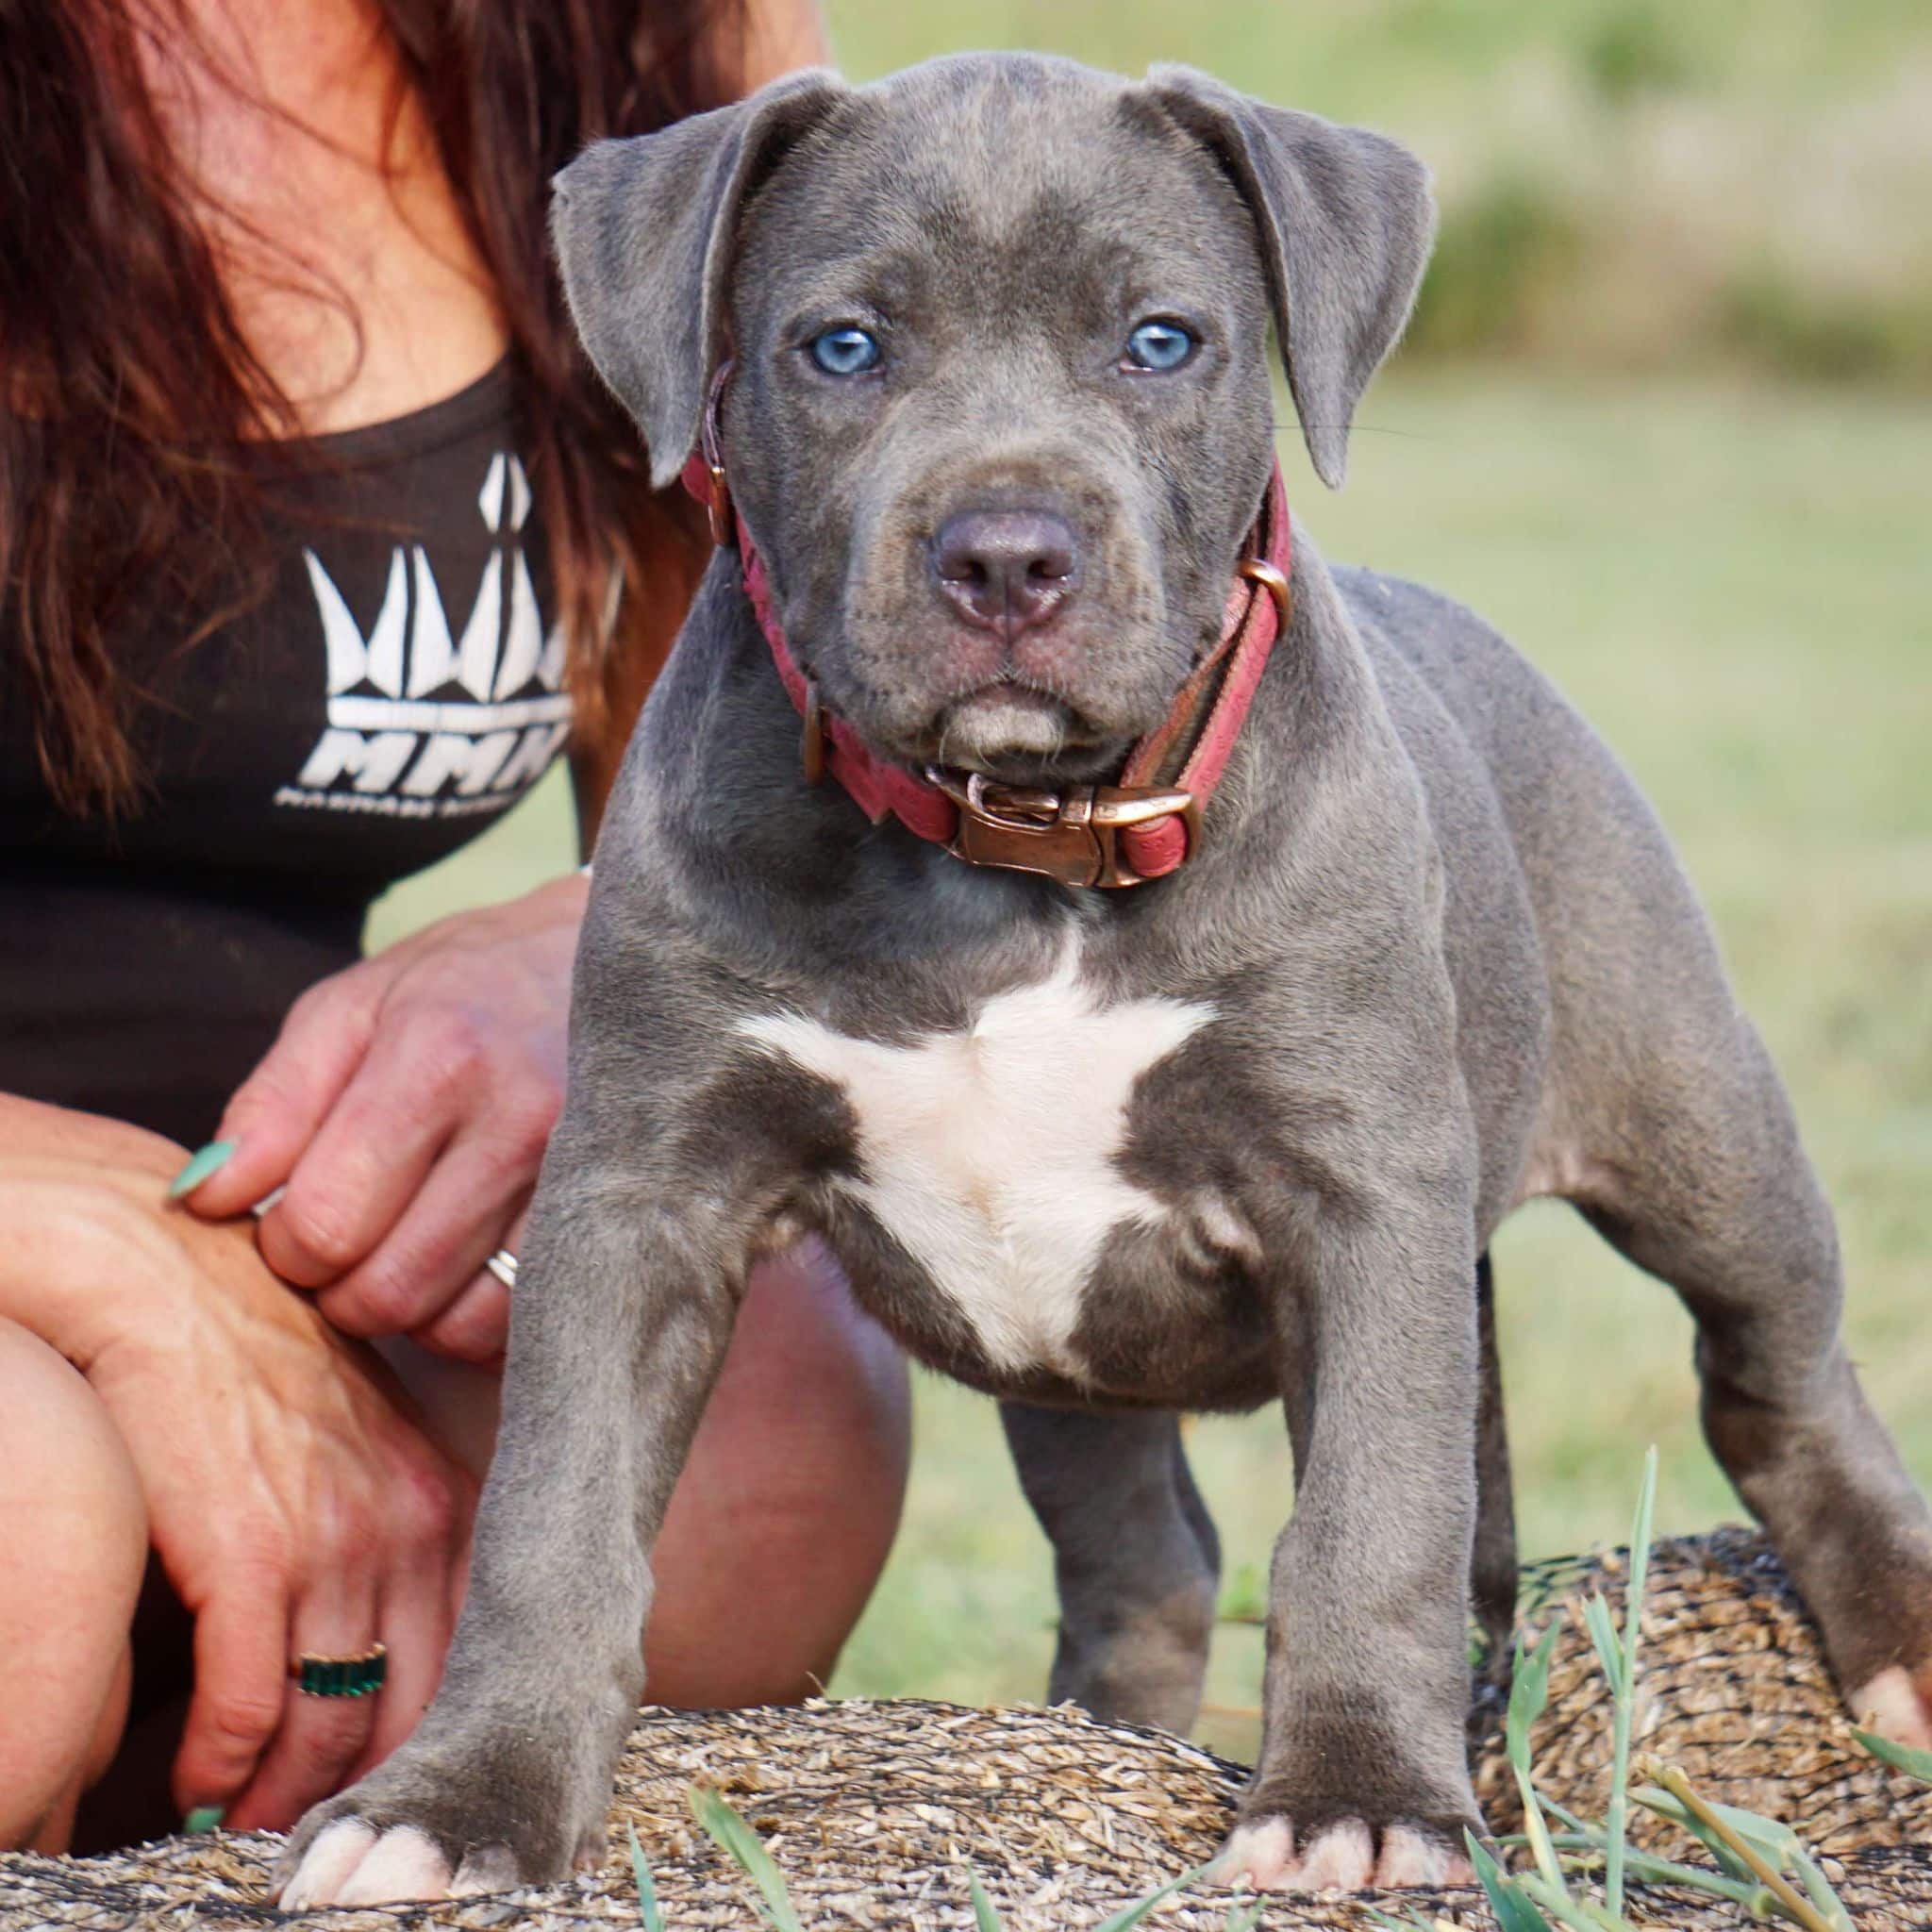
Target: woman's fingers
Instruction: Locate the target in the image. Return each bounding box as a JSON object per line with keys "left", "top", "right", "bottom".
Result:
{"left": 253, "top": 1013, "right": 463, "bottom": 1291}
{"left": 178, "top": 883, "right": 580, "bottom": 1332}
{"left": 173, "top": 1428, "right": 475, "bottom": 1830}
{"left": 310, "top": 1141, "right": 533, "bottom": 1341}
{"left": 355, "top": 1536, "right": 465, "bottom": 1781}
{"left": 410, "top": 1270, "right": 513, "bottom": 1364}
{"left": 248, "top": 991, "right": 551, "bottom": 1328}
{"left": 173, "top": 1561, "right": 294, "bottom": 1815}
{"left": 181, "top": 973, "right": 383, "bottom": 1224}
{"left": 409, "top": 1204, "right": 524, "bottom": 1364}
{"left": 222, "top": 1566, "right": 381, "bottom": 1833}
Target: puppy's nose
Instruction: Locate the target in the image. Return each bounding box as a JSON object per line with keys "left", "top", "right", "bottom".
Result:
{"left": 930, "top": 510, "right": 1079, "bottom": 636}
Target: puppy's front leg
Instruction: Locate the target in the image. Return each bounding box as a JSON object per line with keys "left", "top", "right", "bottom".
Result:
{"left": 276, "top": 1115, "right": 752, "bottom": 1906}
{"left": 1215, "top": 1195, "right": 1483, "bottom": 1892}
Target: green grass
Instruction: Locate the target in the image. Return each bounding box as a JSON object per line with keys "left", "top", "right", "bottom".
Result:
{"left": 819, "top": 0, "right": 1926, "bottom": 116}
{"left": 367, "top": 369, "right": 1932, "bottom": 1764}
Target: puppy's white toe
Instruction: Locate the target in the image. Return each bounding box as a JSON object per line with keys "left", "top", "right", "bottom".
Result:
{"left": 1208, "top": 1815, "right": 1295, "bottom": 1889}
{"left": 333, "top": 1824, "right": 457, "bottom": 1906}
{"left": 1211, "top": 1815, "right": 1462, "bottom": 1894}
{"left": 1293, "top": 1817, "right": 1376, "bottom": 1890}
{"left": 1853, "top": 1665, "right": 1932, "bottom": 1751}
{"left": 1373, "top": 1824, "right": 1471, "bottom": 1888}
{"left": 278, "top": 1819, "right": 375, "bottom": 1911}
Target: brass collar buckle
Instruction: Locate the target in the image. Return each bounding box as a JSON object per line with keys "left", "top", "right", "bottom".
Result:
{"left": 1236, "top": 552, "right": 1292, "bottom": 625}
{"left": 924, "top": 767, "right": 1201, "bottom": 890}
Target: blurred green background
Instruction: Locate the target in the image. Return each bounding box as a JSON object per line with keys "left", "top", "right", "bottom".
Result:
{"left": 370, "top": 2, "right": 1932, "bottom": 1760}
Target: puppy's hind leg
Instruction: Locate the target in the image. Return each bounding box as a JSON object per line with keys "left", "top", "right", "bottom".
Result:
{"left": 1000, "top": 1405, "right": 1220, "bottom": 1736}
{"left": 1571, "top": 1008, "right": 1932, "bottom": 1746}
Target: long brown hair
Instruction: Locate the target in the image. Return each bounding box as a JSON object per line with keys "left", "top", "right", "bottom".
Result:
{"left": 0, "top": 0, "right": 741, "bottom": 817}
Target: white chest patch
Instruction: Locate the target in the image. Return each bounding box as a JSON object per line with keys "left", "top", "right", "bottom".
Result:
{"left": 740, "top": 946, "right": 1213, "bottom": 1377}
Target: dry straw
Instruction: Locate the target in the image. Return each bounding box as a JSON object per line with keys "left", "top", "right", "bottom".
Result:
{"left": 5, "top": 1528, "right": 1928, "bottom": 1931}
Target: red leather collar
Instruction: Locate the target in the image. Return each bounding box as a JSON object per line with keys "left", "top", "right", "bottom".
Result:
{"left": 680, "top": 374, "right": 1291, "bottom": 890}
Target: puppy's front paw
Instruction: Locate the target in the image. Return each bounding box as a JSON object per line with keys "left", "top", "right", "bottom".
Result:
{"left": 278, "top": 1806, "right": 558, "bottom": 1909}
{"left": 280, "top": 1820, "right": 461, "bottom": 1909}
{"left": 1851, "top": 1663, "right": 1932, "bottom": 1753}
{"left": 275, "top": 1749, "right": 599, "bottom": 1907}
{"left": 1209, "top": 1813, "right": 1475, "bottom": 1892}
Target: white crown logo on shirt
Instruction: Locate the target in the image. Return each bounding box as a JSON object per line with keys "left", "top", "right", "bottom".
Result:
{"left": 304, "top": 454, "right": 567, "bottom": 701}
{"left": 277, "top": 452, "right": 575, "bottom": 819}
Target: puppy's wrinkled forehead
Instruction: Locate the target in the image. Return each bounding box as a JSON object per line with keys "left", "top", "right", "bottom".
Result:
{"left": 732, "top": 59, "right": 1264, "bottom": 342}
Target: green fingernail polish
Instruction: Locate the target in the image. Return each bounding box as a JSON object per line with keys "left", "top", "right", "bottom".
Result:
{"left": 184, "top": 1805, "right": 225, "bottom": 1833}
{"left": 168, "top": 1141, "right": 236, "bottom": 1200}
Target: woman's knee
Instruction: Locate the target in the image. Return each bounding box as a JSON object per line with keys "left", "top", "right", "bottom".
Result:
{"left": 644, "top": 1241, "right": 910, "bottom": 1706}
{"left": 0, "top": 1318, "right": 146, "bottom": 1849}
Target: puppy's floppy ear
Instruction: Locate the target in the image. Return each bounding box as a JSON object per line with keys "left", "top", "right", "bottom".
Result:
{"left": 1141, "top": 66, "right": 1434, "bottom": 490}
{"left": 550, "top": 69, "right": 847, "bottom": 489}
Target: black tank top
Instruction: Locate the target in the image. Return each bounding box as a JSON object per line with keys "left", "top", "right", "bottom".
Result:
{"left": 0, "top": 361, "right": 574, "bottom": 1146}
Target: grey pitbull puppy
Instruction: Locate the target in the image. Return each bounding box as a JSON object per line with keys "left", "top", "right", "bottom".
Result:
{"left": 280, "top": 53, "right": 1932, "bottom": 1906}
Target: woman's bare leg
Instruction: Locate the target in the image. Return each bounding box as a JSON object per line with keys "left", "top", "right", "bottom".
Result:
{"left": 0, "top": 1319, "right": 146, "bottom": 1850}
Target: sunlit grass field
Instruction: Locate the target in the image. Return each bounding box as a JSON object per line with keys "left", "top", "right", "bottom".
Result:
{"left": 371, "top": 366, "right": 1931, "bottom": 1757}
{"left": 818, "top": 0, "right": 1932, "bottom": 382}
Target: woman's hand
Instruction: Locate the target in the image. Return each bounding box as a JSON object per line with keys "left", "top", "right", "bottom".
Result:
{"left": 183, "top": 874, "right": 587, "bottom": 1362}
{"left": 9, "top": 1159, "right": 475, "bottom": 1831}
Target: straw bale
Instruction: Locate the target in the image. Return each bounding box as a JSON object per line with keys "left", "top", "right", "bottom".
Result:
{"left": 5, "top": 1531, "right": 1926, "bottom": 1931}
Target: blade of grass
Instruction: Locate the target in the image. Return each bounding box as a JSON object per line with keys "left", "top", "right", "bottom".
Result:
{"left": 1646, "top": 1766, "right": 1840, "bottom": 1932}
{"left": 1531, "top": 1830, "right": 1772, "bottom": 1910}
{"left": 1222, "top": 1902, "right": 1267, "bottom": 1932}
{"left": 1630, "top": 1775, "right": 1855, "bottom": 1930}
{"left": 1631, "top": 1782, "right": 1799, "bottom": 1874}
{"left": 1465, "top": 1831, "right": 1558, "bottom": 1932}
{"left": 688, "top": 1785, "right": 805, "bottom": 1932}
{"left": 1646, "top": 1807, "right": 1757, "bottom": 1887}
{"left": 1516, "top": 1874, "right": 1641, "bottom": 1932}
{"left": 1581, "top": 1595, "right": 1625, "bottom": 1697}
{"left": 1603, "top": 1445, "right": 1657, "bottom": 1918}
{"left": 1506, "top": 1622, "right": 1562, "bottom": 1774}
{"left": 1630, "top": 1786, "right": 1762, "bottom": 1886}
{"left": 626, "top": 1823, "right": 665, "bottom": 1932}
{"left": 1532, "top": 1794, "right": 1594, "bottom": 1840}
{"left": 1506, "top": 1622, "right": 1567, "bottom": 1892}
{"left": 967, "top": 1872, "right": 1004, "bottom": 1932}
{"left": 1092, "top": 1861, "right": 1213, "bottom": 1932}
{"left": 1852, "top": 1726, "right": 1932, "bottom": 1784}
{"left": 1790, "top": 1848, "right": 1857, "bottom": 1932}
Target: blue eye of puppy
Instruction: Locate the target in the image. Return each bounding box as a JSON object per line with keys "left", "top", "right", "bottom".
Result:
{"left": 809, "top": 326, "right": 882, "bottom": 375}
{"left": 1123, "top": 320, "right": 1195, "bottom": 372}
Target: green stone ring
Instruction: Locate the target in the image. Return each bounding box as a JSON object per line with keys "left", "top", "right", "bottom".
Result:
{"left": 291, "top": 1642, "right": 387, "bottom": 1698}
